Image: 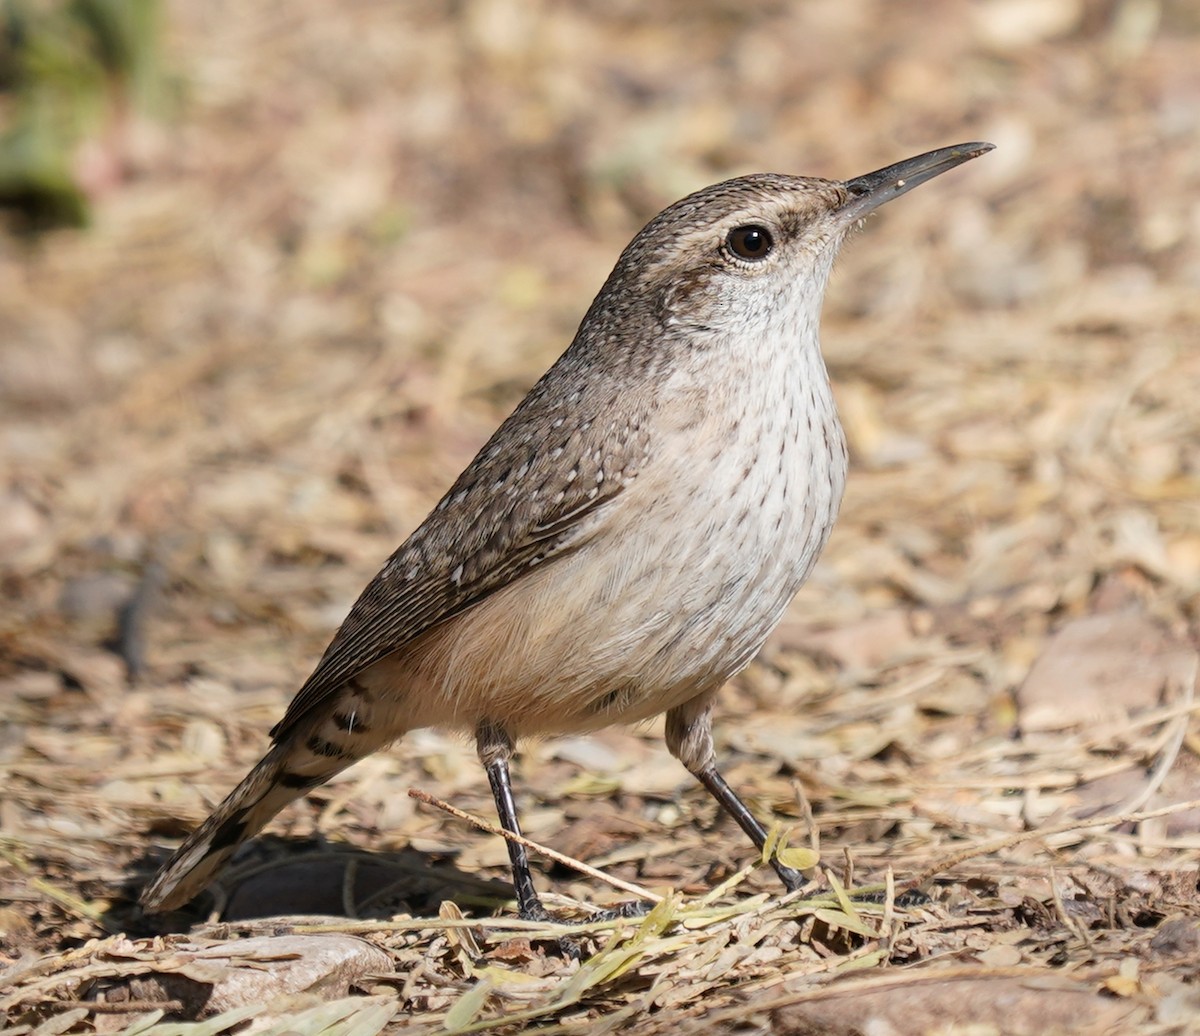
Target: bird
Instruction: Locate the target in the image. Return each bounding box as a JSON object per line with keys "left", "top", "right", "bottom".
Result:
{"left": 140, "top": 142, "right": 993, "bottom": 921}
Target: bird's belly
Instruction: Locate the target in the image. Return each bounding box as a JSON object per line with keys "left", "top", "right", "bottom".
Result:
{"left": 367, "top": 420, "right": 846, "bottom": 738}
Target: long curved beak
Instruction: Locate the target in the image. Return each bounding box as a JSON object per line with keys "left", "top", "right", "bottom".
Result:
{"left": 837, "top": 142, "right": 994, "bottom": 224}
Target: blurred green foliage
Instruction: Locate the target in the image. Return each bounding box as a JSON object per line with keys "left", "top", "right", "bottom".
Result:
{"left": 0, "top": 0, "right": 164, "bottom": 230}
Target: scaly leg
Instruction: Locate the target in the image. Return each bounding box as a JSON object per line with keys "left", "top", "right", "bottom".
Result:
{"left": 476, "top": 721, "right": 550, "bottom": 921}
{"left": 666, "top": 695, "right": 809, "bottom": 892}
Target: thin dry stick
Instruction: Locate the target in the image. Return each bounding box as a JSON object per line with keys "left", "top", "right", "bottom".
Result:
{"left": 911, "top": 797, "right": 1200, "bottom": 887}
{"left": 407, "top": 787, "right": 664, "bottom": 905}
{"left": 292, "top": 912, "right": 645, "bottom": 938}
{"left": 703, "top": 962, "right": 1109, "bottom": 1027}
{"left": 1113, "top": 660, "right": 1197, "bottom": 819}
{"left": 1049, "top": 865, "right": 1093, "bottom": 951}
{"left": 879, "top": 865, "right": 896, "bottom": 954}
{"left": 86, "top": 1000, "right": 186, "bottom": 1014}
{"left": 793, "top": 777, "right": 819, "bottom": 855}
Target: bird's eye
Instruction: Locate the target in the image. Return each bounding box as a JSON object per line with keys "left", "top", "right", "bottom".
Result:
{"left": 726, "top": 225, "right": 774, "bottom": 261}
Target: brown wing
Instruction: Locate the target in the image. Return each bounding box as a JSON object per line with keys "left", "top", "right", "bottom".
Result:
{"left": 270, "top": 360, "right": 653, "bottom": 742}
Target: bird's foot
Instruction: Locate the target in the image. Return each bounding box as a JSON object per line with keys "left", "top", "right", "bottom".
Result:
{"left": 585, "top": 899, "right": 652, "bottom": 923}
{"left": 848, "top": 886, "right": 930, "bottom": 907}
{"left": 516, "top": 898, "right": 651, "bottom": 960}
{"left": 777, "top": 863, "right": 818, "bottom": 895}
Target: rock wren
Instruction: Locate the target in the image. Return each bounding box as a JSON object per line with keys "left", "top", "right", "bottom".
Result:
{"left": 141, "top": 142, "right": 993, "bottom": 919}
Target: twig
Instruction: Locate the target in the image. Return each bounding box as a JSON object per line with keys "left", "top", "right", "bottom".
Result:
{"left": 1111, "top": 657, "right": 1197, "bottom": 819}
{"left": 86, "top": 999, "right": 185, "bottom": 1014}
{"left": 407, "top": 787, "right": 664, "bottom": 905}
{"left": 292, "top": 913, "right": 652, "bottom": 938}
{"left": 1049, "top": 865, "right": 1092, "bottom": 951}
{"left": 703, "top": 962, "right": 1112, "bottom": 1027}
{"left": 910, "top": 797, "right": 1200, "bottom": 887}
{"left": 879, "top": 866, "right": 896, "bottom": 954}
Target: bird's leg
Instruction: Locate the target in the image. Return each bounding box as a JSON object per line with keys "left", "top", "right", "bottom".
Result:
{"left": 476, "top": 721, "right": 550, "bottom": 922}
{"left": 694, "top": 766, "right": 808, "bottom": 892}
{"left": 665, "top": 696, "right": 809, "bottom": 893}
{"left": 475, "top": 721, "right": 650, "bottom": 945}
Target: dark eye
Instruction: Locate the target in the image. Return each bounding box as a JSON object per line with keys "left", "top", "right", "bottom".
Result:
{"left": 726, "top": 224, "right": 774, "bottom": 261}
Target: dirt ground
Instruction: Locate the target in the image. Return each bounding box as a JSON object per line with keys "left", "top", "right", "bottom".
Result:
{"left": 3, "top": 1, "right": 1200, "bottom": 1033}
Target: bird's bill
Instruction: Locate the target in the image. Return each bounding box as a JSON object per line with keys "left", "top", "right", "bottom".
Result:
{"left": 836, "top": 141, "right": 994, "bottom": 224}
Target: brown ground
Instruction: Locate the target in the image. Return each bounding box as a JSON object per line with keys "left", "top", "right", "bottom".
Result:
{"left": 3, "top": 2, "right": 1200, "bottom": 1033}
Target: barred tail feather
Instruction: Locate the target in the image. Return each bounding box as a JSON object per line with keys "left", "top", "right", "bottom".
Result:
{"left": 140, "top": 743, "right": 331, "bottom": 912}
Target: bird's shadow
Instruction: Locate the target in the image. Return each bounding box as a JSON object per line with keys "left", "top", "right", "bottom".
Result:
{"left": 112, "top": 836, "right": 518, "bottom": 937}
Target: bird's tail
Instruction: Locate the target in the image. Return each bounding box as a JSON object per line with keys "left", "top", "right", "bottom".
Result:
{"left": 139, "top": 739, "right": 348, "bottom": 913}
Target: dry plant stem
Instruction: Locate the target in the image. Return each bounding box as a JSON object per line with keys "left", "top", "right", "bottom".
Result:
{"left": 738, "top": 876, "right": 826, "bottom": 924}
{"left": 911, "top": 797, "right": 1200, "bottom": 887}
{"left": 86, "top": 1000, "right": 186, "bottom": 1014}
{"left": 703, "top": 963, "right": 1112, "bottom": 1027}
{"left": 290, "top": 913, "right": 648, "bottom": 938}
{"left": 794, "top": 778, "right": 818, "bottom": 855}
{"left": 1110, "top": 663, "right": 1196, "bottom": 818}
{"left": 942, "top": 695, "right": 1200, "bottom": 775}
{"left": 880, "top": 866, "right": 896, "bottom": 952}
{"left": 1049, "top": 866, "right": 1093, "bottom": 951}
{"left": 407, "top": 787, "right": 664, "bottom": 906}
